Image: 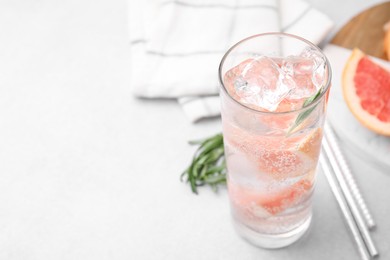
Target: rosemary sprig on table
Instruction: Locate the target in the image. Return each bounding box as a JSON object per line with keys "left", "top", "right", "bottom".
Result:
{"left": 181, "top": 133, "right": 226, "bottom": 194}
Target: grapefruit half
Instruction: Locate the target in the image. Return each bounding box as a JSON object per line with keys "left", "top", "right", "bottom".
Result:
{"left": 342, "top": 48, "right": 390, "bottom": 136}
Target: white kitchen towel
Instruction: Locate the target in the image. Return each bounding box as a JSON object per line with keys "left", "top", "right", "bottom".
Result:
{"left": 128, "top": 0, "right": 333, "bottom": 122}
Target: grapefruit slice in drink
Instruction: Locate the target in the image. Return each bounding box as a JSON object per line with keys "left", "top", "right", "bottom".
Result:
{"left": 256, "top": 128, "right": 322, "bottom": 179}
{"left": 342, "top": 48, "right": 390, "bottom": 136}
{"left": 229, "top": 178, "right": 312, "bottom": 215}
{"left": 225, "top": 126, "right": 321, "bottom": 215}
{"left": 224, "top": 122, "right": 322, "bottom": 180}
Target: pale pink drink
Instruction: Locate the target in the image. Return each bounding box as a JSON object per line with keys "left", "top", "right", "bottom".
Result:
{"left": 219, "top": 33, "right": 331, "bottom": 248}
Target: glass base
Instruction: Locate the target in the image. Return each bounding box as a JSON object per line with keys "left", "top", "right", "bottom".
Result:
{"left": 233, "top": 213, "right": 312, "bottom": 249}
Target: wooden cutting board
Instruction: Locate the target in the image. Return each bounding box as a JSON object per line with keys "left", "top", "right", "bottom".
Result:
{"left": 331, "top": 1, "right": 390, "bottom": 60}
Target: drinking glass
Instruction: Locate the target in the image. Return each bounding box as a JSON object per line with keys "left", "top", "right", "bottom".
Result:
{"left": 219, "top": 33, "right": 331, "bottom": 248}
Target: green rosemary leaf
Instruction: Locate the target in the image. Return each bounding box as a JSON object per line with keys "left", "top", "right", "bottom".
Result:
{"left": 200, "top": 164, "right": 208, "bottom": 179}
{"left": 188, "top": 164, "right": 198, "bottom": 194}
{"left": 193, "top": 155, "right": 208, "bottom": 177}
{"left": 204, "top": 174, "right": 226, "bottom": 184}
{"left": 205, "top": 164, "right": 226, "bottom": 175}
{"left": 288, "top": 87, "right": 323, "bottom": 134}
{"left": 196, "top": 134, "right": 223, "bottom": 158}
{"left": 303, "top": 87, "right": 322, "bottom": 106}
{"left": 204, "top": 148, "right": 224, "bottom": 164}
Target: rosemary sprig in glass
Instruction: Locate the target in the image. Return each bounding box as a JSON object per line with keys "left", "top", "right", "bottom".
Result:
{"left": 287, "top": 86, "right": 323, "bottom": 134}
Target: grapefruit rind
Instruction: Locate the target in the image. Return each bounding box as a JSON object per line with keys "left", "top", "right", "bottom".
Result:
{"left": 342, "top": 48, "right": 390, "bottom": 136}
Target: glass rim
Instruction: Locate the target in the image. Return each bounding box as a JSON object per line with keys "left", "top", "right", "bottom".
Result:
{"left": 218, "top": 32, "right": 332, "bottom": 115}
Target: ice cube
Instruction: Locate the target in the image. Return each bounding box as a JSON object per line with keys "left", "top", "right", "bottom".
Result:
{"left": 301, "top": 47, "right": 327, "bottom": 89}
{"left": 234, "top": 76, "right": 260, "bottom": 97}
{"left": 225, "top": 144, "right": 271, "bottom": 189}
{"left": 280, "top": 48, "right": 326, "bottom": 100}
{"left": 280, "top": 56, "right": 313, "bottom": 99}
{"left": 233, "top": 56, "right": 292, "bottom": 111}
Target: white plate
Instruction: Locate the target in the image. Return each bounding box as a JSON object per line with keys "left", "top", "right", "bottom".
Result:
{"left": 324, "top": 44, "right": 390, "bottom": 169}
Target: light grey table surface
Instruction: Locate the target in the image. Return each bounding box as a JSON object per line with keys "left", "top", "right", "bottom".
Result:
{"left": 0, "top": 0, "right": 389, "bottom": 259}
